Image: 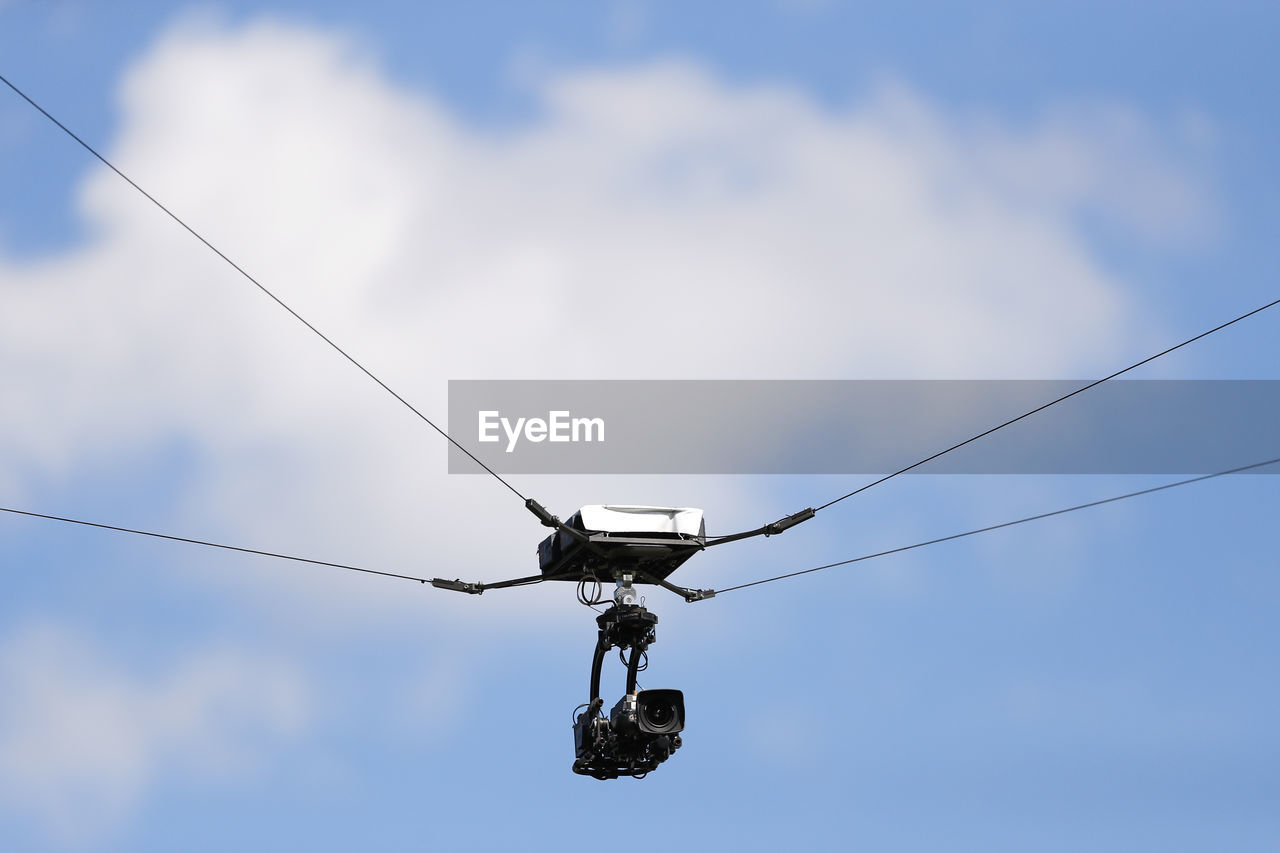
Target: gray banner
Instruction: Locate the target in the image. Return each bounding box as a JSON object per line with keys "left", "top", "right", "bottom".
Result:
{"left": 446, "top": 380, "right": 1280, "bottom": 474}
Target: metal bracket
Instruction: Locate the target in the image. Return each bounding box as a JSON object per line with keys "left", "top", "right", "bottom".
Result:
{"left": 614, "top": 572, "right": 638, "bottom": 607}
{"left": 764, "top": 507, "right": 817, "bottom": 536}
{"left": 429, "top": 573, "right": 545, "bottom": 595}
{"left": 704, "top": 507, "right": 816, "bottom": 547}
{"left": 526, "top": 498, "right": 590, "bottom": 543}
{"left": 430, "top": 578, "right": 484, "bottom": 595}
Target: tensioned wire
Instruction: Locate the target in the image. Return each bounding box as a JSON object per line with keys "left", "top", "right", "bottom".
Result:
{"left": 6, "top": 71, "right": 1277, "bottom": 522}
{"left": 715, "top": 457, "right": 1280, "bottom": 596}
{"left": 813, "top": 296, "right": 1280, "bottom": 513}
{"left": 0, "top": 71, "right": 528, "bottom": 505}
{"left": 4, "top": 457, "right": 1274, "bottom": 597}
{"left": 0, "top": 504, "right": 430, "bottom": 584}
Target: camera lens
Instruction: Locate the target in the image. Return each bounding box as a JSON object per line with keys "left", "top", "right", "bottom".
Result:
{"left": 642, "top": 703, "right": 674, "bottom": 728}
{"left": 635, "top": 689, "right": 684, "bottom": 734}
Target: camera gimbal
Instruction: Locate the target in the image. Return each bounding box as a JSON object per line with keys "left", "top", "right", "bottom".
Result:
{"left": 431, "top": 502, "right": 812, "bottom": 779}
{"left": 572, "top": 573, "right": 684, "bottom": 780}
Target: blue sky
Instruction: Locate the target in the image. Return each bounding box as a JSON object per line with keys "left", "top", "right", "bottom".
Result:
{"left": 1, "top": 2, "right": 1277, "bottom": 851}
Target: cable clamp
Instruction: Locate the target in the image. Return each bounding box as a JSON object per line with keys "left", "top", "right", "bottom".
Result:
{"left": 431, "top": 578, "right": 484, "bottom": 595}
{"left": 764, "top": 507, "right": 816, "bottom": 536}
{"left": 684, "top": 588, "right": 716, "bottom": 602}
{"left": 527, "top": 498, "right": 590, "bottom": 543}
{"left": 526, "top": 499, "right": 562, "bottom": 528}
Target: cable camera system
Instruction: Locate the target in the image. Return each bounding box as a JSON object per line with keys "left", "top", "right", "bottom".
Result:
{"left": 558, "top": 506, "right": 699, "bottom": 778}
{"left": 433, "top": 501, "right": 814, "bottom": 778}
{"left": 5, "top": 69, "right": 1277, "bottom": 785}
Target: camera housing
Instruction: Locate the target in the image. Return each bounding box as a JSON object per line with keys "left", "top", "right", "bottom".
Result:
{"left": 635, "top": 689, "right": 685, "bottom": 735}
{"left": 572, "top": 599, "right": 687, "bottom": 779}
{"left": 575, "top": 689, "right": 684, "bottom": 779}
{"left": 609, "top": 689, "right": 685, "bottom": 737}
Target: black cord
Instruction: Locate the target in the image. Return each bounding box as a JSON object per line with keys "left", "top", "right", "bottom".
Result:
{"left": 714, "top": 456, "right": 1280, "bottom": 596}
{"left": 0, "top": 71, "right": 527, "bottom": 505}
{"left": 0, "top": 504, "right": 429, "bottom": 584}
{"left": 617, "top": 647, "right": 649, "bottom": 671}
{"left": 815, "top": 297, "right": 1280, "bottom": 512}
{"left": 577, "top": 573, "right": 606, "bottom": 608}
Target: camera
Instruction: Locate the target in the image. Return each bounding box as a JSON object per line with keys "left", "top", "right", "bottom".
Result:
{"left": 574, "top": 689, "right": 685, "bottom": 779}
{"left": 572, "top": 595, "right": 687, "bottom": 779}
{"left": 631, "top": 689, "right": 685, "bottom": 735}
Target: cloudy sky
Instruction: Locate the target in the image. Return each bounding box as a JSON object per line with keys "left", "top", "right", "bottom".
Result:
{"left": 1, "top": 1, "right": 1277, "bottom": 850}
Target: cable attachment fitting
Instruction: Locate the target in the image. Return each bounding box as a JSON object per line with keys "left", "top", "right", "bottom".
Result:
{"left": 615, "top": 573, "right": 638, "bottom": 607}
{"left": 430, "top": 578, "right": 484, "bottom": 595}
{"left": 527, "top": 499, "right": 590, "bottom": 543}
{"left": 764, "top": 507, "right": 816, "bottom": 536}
{"left": 526, "top": 498, "right": 562, "bottom": 528}
{"left": 683, "top": 588, "right": 716, "bottom": 603}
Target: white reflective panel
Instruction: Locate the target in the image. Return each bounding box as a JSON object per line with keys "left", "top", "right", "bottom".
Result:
{"left": 576, "top": 505, "right": 705, "bottom": 537}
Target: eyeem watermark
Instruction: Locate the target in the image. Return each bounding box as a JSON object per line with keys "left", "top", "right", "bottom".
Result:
{"left": 479, "top": 410, "right": 606, "bottom": 453}
{"left": 451, "top": 380, "right": 1280, "bottom": 473}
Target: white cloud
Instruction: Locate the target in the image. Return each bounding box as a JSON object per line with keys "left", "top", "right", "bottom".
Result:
{"left": 0, "top": 623, "right": 310, "bottom": 843}
{"left": 0, "top": 17, "right": 1231, "bottom": 840}
{"left": 0, "top": 17, "right": 1216, "bottom": 625}
{"left": 964, "top": 98, "right": 1219, "bottom": 244}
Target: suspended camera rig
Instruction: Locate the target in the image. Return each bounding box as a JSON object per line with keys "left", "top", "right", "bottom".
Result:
{"left": 432, "top": 500, "right": 814, "bottom": 779}
{"left": 8, "top": 62, "right": 1277, "bottom": 782}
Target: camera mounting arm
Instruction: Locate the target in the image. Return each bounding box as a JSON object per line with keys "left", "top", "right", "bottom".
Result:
{"left": 430, "top": 499, "right": 591, "bottom": 595}
{"left": 526, "top": 498, "right": 591, "bottom": 543}
{"left": 702, "top": 507, "right": 815, "bottom": 548}
{"left": 632, "top": 569, "right": 715, "bottom": 602}
{"left": 431, "top": 569, "right": 713, "bottom": 601}
{"left": 637, "top": 508, "right": 812, "bottom": 604}
{"left": 429, "top": 574, "right": 544, "bottom": 595}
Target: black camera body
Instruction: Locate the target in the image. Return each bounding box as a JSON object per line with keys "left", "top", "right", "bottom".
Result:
{"left": 572, "top": 600, "right": 686, "bottom": 779}
{"left": 574, "top": 689, "right": 684, "bottom": 779}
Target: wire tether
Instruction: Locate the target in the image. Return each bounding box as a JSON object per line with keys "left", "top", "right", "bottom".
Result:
{"left": 0, "top": 70, "right": 527, "bottom": 504}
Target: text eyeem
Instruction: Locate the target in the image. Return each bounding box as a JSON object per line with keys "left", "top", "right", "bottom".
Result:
{"left": 478, "top": 410, "right": 605, "bottom": 453}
